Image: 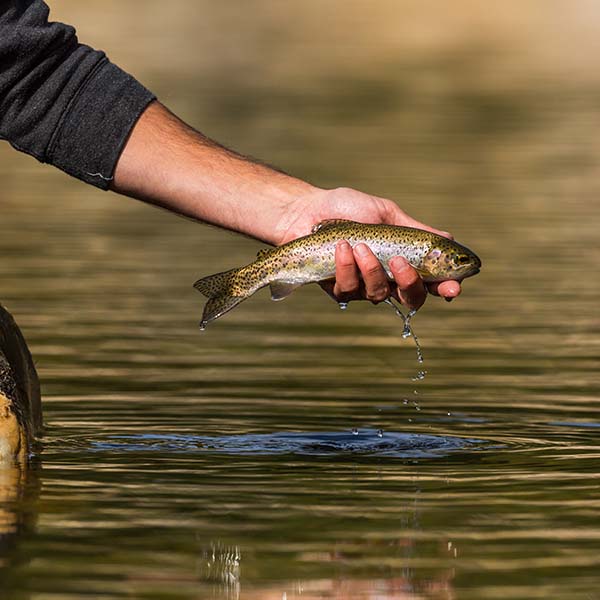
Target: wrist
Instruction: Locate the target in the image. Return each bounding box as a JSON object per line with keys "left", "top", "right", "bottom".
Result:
{"left": 191, "top": 161, "right": 319, "bottom": 245}
{"left": 254, "top": 179, "right": 322, "bottom": 246}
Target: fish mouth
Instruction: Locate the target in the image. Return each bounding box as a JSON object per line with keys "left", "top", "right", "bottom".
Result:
{"left": 455, "top": 266, "right": 480, "bottom": 282}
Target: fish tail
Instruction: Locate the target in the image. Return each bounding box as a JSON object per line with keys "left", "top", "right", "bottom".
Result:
{"left": 193, "top": 268, "right": 251, "bottom": 330}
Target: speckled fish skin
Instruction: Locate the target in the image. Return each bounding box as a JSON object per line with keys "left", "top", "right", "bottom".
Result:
{"left": 194, "top": 220, "right": 481, "bottom": 329}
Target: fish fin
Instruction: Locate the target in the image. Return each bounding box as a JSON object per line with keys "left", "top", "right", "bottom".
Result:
{"left": 193, "top": 268, "right": 239, "bottom": 297}
{"left": 270, "top": 280, "right": 302, "bottom": 301}
{"left": 311, "top": 219, "right": 357, "bottom": 233}
{"left": 193, "top": 268, "right": 248, "bottom": 329}
{"left": 414, "top": 266, "right": 432, "bottom": 280}
{"left": 198, "top": 295, "right": 245, "bottom": 330}
{"left": 386, "top": 261, "right": 431, "bottom": 282}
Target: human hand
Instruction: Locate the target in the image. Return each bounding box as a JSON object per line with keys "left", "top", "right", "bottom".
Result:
{"left": 111, "top": 103, "right": 458, "bottom": 310}
{"left": 276, "top": 187, "right": 461, "bottom": 310}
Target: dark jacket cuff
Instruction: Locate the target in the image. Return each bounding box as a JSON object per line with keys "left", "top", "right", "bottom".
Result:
{"left": 46, "top": 58, "right": 155, "bottom": 190}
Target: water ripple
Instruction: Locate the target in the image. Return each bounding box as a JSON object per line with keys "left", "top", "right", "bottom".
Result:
{"left": 89, "top": 430, "right": 487, "bottom": 458}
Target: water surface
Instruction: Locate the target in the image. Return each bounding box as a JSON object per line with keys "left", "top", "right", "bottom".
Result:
{"left": 1, "top": 2, "right": 599, "bottom": 598}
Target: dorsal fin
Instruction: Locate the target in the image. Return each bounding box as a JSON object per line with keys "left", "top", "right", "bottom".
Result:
{"left": 311, "top": 219, "right": 357, "bottom": 234}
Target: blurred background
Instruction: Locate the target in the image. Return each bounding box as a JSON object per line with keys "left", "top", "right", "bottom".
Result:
{"left": 1, "top": 1, "right": 599, "bottom": 599}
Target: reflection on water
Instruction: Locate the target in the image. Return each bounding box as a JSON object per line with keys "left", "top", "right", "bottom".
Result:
{"left": 0, "top": 463, "right": 40, "bottom": 573}
{"left": 1, "top": 1, "right": 600, "bottom": 598}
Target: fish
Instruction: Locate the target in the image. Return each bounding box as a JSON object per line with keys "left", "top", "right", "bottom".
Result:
{"left": 194, "top": 219, "right": 481, "bottom": 329}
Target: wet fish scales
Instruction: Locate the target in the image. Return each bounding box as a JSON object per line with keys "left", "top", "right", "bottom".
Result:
{"left": 194, "top": 220, "right": 481, "bottom": 329}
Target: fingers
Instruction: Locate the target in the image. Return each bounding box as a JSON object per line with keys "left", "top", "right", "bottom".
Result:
{"left": 331, "top": 241, "right": 391, "bottom": 303}
{"left": 327, "top": 240, "right": 459, "bottom": 309}
{"left": 377, "top": 197, "right": 454, "bottom": 239}
{"left": 392, "top": 213, "right": 453, "bottom": 240}
{"left": 332, "top": 241, "right": 360, "bottom": 301}
{"left": 389, "top": 256, "right": 427, "bottom": 311}
{"left": 352, "top": 244, "right": 390, "bottom": 303}
{"left": 427, "top": 279, "right": 462, "bottom": 301}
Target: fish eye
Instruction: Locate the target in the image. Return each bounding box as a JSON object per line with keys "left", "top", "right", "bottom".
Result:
{"left": 455, "top": 254, "right": 471, "bottom": 264}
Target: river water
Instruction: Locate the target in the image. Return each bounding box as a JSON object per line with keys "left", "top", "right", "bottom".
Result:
{"left": 1, "top": 2, "right": 599, "bottom": 599}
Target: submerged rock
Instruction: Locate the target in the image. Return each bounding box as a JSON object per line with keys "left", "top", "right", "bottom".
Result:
{"left": 0, "top": 304, "right": 41, "bottom": 463}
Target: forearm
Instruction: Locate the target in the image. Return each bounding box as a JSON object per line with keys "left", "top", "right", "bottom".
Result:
{"left": 111, "top": 101, "right": 317, "bottom": 245}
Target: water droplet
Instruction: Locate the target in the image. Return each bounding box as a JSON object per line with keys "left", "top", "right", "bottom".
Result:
{"left": 338, "top": 302, "right": 348, "bottom": 311}
{"left": 384, "top": 299, "right": 425, "bottom": 362}
{"left": 377, "top": 429, "right": 384, "bottom": 438}
{"left": 402, "top": 398, "right": 409, "bottom": 405}
{"left": 351, "top": 428, "right": 359, "bottom": 436}
{"left": 411, "top": 370, "right": 427, "bottom": 381}
{"left": 447, "top": 412, "right": 452, "bottom": 416}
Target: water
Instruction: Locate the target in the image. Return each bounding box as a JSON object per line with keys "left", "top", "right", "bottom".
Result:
{"left": 384, "top": 300, "right": 424, "bottom": 364}
{"left": 1, "top": 1, "right": 600, "bottom": 598}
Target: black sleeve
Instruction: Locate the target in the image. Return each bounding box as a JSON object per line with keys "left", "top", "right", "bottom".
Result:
{"left": 0, "top": 0, "right": 155, "bottom": 189}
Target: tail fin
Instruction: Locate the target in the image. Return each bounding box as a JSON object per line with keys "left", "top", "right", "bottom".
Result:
{"left": 193, "top": 268, "right": 248, "bottom": 330}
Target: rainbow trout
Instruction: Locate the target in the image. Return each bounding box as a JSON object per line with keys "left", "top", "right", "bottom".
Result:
{"left": 194, "top": 219, "right": 481, "bottom": 329}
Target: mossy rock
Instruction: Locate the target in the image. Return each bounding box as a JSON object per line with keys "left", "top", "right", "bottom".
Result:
{"left": 0, "top": 304, "right": 41, "bottom": 463}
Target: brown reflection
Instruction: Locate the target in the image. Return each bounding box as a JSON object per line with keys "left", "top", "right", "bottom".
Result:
{"left": 240, "top": 576, "right": 455, "bottom": 600}
{"left": 195, "top": 541, "right": 455, "bottom": 600}
{"left": 0, "top": 463, "right": 40, "bottom": 570}
{"left": 0, "top": 466, "right": 25, "bottom": 551}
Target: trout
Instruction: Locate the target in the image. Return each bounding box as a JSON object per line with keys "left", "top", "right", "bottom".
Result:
{"left": 194, "top": 219, "right": 481, "bottom": 329}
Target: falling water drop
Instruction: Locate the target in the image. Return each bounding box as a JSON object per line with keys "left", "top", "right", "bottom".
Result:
{"left": 412, "top": 370, "right": 427, "bottom": 381}
{"left": 384, "top": 300, "right": 424, "bottom": 363}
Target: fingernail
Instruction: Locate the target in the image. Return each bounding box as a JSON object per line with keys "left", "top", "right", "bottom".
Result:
{"left": 355, "top": 243, "right": 369, "bottom": 257}
{"left": 337, "top": 240, "right": 350, "bottom": 252}
{"left": 390, "top": 256, "right": 408, "bottom": 270}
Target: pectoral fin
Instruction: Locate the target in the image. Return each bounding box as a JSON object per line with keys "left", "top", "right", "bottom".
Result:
{"left": 414, "top": 266, "right": 432, "bottom": 280}
{"left": 388, "top": 262, "right": 431, "bottom": 282}
{"left": 270, "top": 281, "right": 302, "bottom": 301}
